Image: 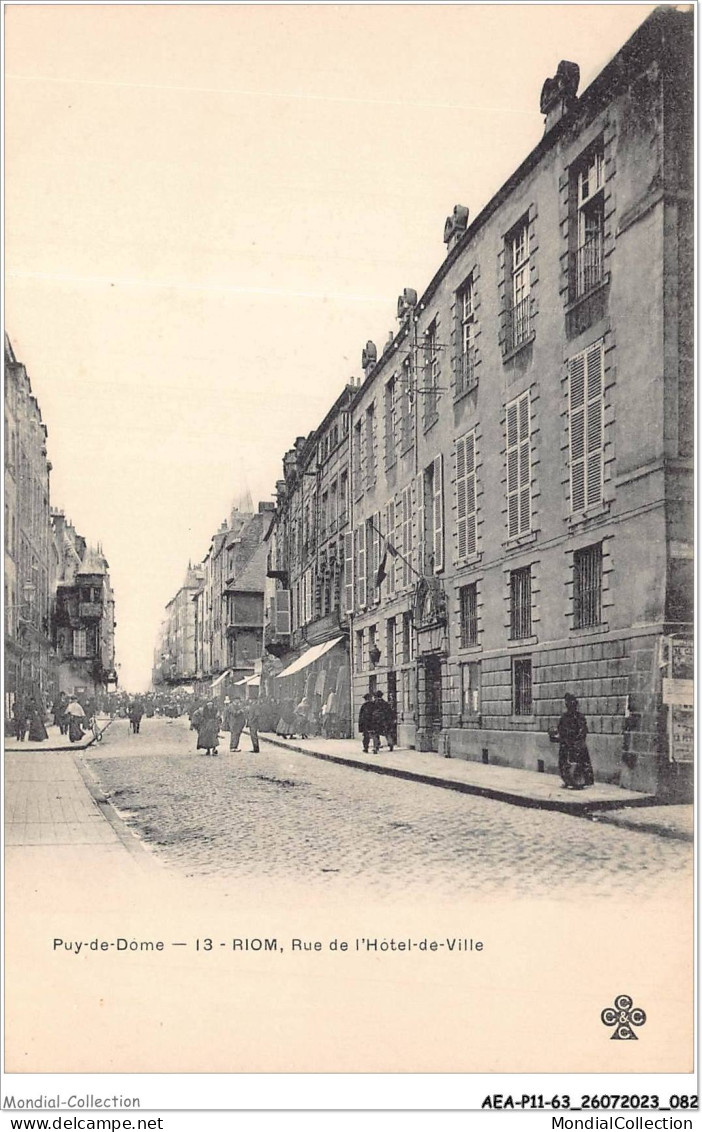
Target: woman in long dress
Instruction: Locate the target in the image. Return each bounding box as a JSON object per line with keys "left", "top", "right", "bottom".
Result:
{"left": 65, "top": 697, "right": 86, "bottom": 743}
{"left": 196, "top": 701, "right": 221, "bottom": 756}
{"left": 27, "top": 702, "right": 49, "bottom": 742}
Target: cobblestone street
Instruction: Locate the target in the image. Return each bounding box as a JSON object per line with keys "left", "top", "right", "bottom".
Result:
{"left": 84, "top": 718, "right": 692, "bottom": 901}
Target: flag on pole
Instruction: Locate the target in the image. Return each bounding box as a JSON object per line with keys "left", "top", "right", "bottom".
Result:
{"left": 376, "top": 549, "right": 388, "bottom": 589}
{"left": 376, "top": 542, "right": 399, "bottom": 589}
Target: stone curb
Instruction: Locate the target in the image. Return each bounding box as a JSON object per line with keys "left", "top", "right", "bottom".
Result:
{"left": 258, "top": 734, "right": 654, "bottom": 817}
{"left": 72, "top": 749, "right": 158, "bottom": 866}
{"left": 4, "top": 718, "right": 114, "bottom": 754}
{"left": 588, "top": 812, "right": 694, "bottom": 843}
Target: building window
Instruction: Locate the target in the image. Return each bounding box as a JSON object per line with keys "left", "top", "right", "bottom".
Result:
{"left": 420, "top": 456, "right": 444, "bottom": 575}
{"left": 459, "top": 583, "right": 478, "bottom": 648}
{"left": 510, "top": 566, "right": 532, "bottom": 639}
{"left": 366, "top": 513, "right": 381, "bottom": 604}
{"left": 401, "top": 484, "right": 413, "bottom": 589}
{"left": 423, "top": 320, "right": 440, "bottom": 424}
{"left": 355, "top": 523, "right": 366, "bottom": 609}
{"left": 355, "top": 629, "right": 365, "bottom": 672}
{"left": 402, "top": 610, "right": 414, "bottom": 663}
{"left": 353, "top": 420, "right": 363, "bottom": 497}
{"left": 574, "top": 543, "right": 603, "bottom": 628}
{"left": 460, "top": 661, "right": 481, "bottom": 716}
{"left": 572, "top": 143, "right": 605, "bottom": 299}
{"left": 366, "top": 403, "right": 376, "bottom": 488}
{"left": 386, "top": 617, "right": 396, "bottom": 668}
{"left": 505, "top": 218, "right": 531, "bottom": 352}
{"left": 457, "top": 276, "right": 476, "bottom": 396}
{"left": 569, "top": 340, "right": 604, "bottom": 512}
{"left": 400, "top": 357, "right": 413, "bottom": 451}
{"left": 73, "top": 629, "right": 87, "bottom": 658}
{"left": 384, "top": 377, "right": 397, "bottom": 470}
{"left": 512, "top": 657, "right": 533, "bottom": 715}
{"left": 456, "top": 430, "right": 477, "bottom": 561}
{"left": 506, "top": 391, "right": 531, "bottom": 538}
{"left": 339, "top": 471, "right": 348, "bottom": 528}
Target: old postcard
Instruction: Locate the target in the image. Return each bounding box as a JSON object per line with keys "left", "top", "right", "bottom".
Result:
{"left": 3, "top": 0, "right": 694, "bottom": 1108}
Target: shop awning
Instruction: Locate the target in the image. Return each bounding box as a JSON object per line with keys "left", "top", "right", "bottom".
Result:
{"left": 211, "top": 669, "right": 232, "bottom": 689}
{"left": 275, "top": 636, "right": 344, "bottom": 679}
{"left": 234, "top": 673, "right": 259, "bottom": 687}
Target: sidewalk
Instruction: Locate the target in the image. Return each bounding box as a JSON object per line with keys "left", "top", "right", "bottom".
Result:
{"left": 259, "top": 732, "right": 680, "bottom": 822}
{"left": 4, "top": 715, "right": 112, "bottom": 752}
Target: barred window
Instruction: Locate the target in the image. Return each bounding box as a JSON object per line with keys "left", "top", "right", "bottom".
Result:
{"left": 510, "top": 566, "right": 532, "bottom": 639}
{"left": 512, "top": 657, "right": 532, "bottom": 715}
{"left": 574, "top": 543, "right": 603, "bottom": 628}
{"left": 572, "top": 143, "right": 605, "bottom": 299}
{"left": 459, "top": 583, "right": 478, "bottom": 648}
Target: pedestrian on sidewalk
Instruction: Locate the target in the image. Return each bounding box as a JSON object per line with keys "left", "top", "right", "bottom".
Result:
{"left": 66, "top": 696, "right": 86, "bottom": 743}
{"left": 358, "top": 693, "right": 375, "bottom": 753}
{"left": 246, "top": 699, "right": 261, "bottom": 753}
{"left": 223, "top": 697, "right": 246, "bottom": 752}
{"left": 27, "top": 701, "right": 49, "bottom": 743}
{"left": 12, "top": 697, "right": 29, "bottom": 742}
{"left": 371, "top": 690, "right": 396, "bottom": 753}
{"left": 196, "top": 701, "right": 221, "bottom": 756}
{"left": 52, "top": 692, "right": 68, "bottom": 735}
{"left": 549, "top": 693, "right": 594, "bottom": 789}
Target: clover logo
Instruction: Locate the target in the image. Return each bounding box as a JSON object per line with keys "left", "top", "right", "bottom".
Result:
{"left": 601, "top": 994, "right": 647, "bottom": 1040}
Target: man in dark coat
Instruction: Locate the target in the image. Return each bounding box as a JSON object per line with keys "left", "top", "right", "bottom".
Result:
{"left": 358, "top": 692, "right": 375, "bottom": 753}
{"left": 372, "top": 690, "right": 396, "bottom": 753}
{"left": 550, "top": 693, "right": 594, "bottom": 789}
{"left": 246, "top": 699, "right": 261, "bottom": 753}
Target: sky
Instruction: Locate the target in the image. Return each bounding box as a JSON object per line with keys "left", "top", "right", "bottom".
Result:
{"left": 5, "top": 2, "right": 656, "bottom": 690}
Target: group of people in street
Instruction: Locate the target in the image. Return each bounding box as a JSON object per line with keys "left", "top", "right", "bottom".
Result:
{"left": 358, "top": 690, "right": 397, "bottom": 755}
{"left": 9, "top": 690, "right": 100, "bottom": 745}
{"left": 189, "top": 697, "right": 262, "bottom": 757}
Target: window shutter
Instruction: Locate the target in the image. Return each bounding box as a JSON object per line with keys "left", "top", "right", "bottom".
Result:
{"left": 506, "top": 393, "right": 530, "bottom": 537}
{"left": 356, "top": 523, "right": 366, "bottom": 609}
{"left": 415, "top": 472, "right": 425, "bottom": 575}
{"left": 518, "top": 394, "right": 531, "bottom": 535}
{"left": 585, "top": 341, "right": 604, "bottom": 507}
{"left": 395, "top": 492, "right": 404, "bottom": 592}
{"left": 506, "top": 401, "right": 520, "bottom": 537}
{"left": 456, "top": 436, "right": 467, "bottom": 561}
{"left": 386, "top": 500, "right": 396, "bottom": 597}
{"left": 465, "top": 431, "right": 477, "bottom": 557}
{"left": 433, "top": 454, "right": 444, "bottom": 573}
{"left": 569, "top": 351, "right": 587, "bottom": 512}
{"left": 344, "top": 531, "right": 354, "bottom": 613}
{"left": 373, "top": 512, "right": 382, "bottom": 603}
{"left": 402, "top": 486, "right": 412, "bottom": 589}
{"left": 276, "top": 589, "right": 291, "bottom": 635}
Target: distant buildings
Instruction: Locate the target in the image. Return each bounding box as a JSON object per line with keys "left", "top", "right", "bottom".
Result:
{"left": 51, "top": 512, "right": 117, "bottom": 700}
{"left": 156, "top": 9, "right": 692, "bottom": 798}
{"left": 3, "top": 335, "right": 116, "bottom": 716}
{"left": 155, "top": 501, "right": 274, "bottom": 699}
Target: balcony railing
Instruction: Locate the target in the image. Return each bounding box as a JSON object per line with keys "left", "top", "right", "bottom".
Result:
{"left": 573, "top": 231, "right": 604, "bottom": 299}
{"left": 504, "top": 297, "right": 532, "bottom": 354}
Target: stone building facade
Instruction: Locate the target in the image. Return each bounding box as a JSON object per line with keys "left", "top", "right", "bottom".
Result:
{"left": 4, "top": 335, "right": 55, "bottom": 711}
{"left": 51, "top": 513, "right": 117, "bottom": 701}
{"left": 185, "top": 501, "right": 273, "bottom": 698}
{"left": 152, "top": 562, "right": 204, "bottom": 688}
{"left": 346, "top": 8, "right": 692, "bottom": 799}
{"left": 262, "top": 386, "right": 355, "bottom": 736}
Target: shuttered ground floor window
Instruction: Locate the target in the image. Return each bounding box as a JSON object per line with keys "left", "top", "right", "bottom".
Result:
{"left": 512, "top": 656, "right": 532, "bottom": 715}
